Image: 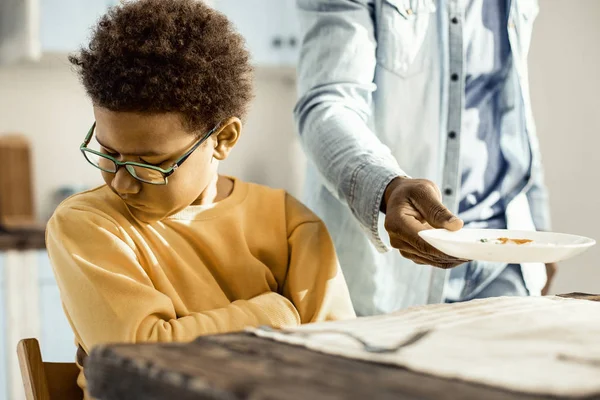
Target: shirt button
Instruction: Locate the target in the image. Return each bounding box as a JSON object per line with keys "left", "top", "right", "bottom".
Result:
{"left": 406, "top": 8, "right": 414, "bottom": 16}
{"left": 451, "top": 17, "right": 459, "bottom": 24}
{"left": 444, "top": 188, "right": 453, "bottom": 196}
{"left": 449, "top": 131, "right": 457, "bottom": 139}
{"left": 451, "top": 73, "right": 459, "bottom": 81}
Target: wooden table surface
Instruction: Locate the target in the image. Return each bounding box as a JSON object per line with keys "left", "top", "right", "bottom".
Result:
{"left": 86, "top": 293, "right": 600, "bottom": 400}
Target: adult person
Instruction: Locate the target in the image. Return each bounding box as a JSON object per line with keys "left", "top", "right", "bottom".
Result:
{"left": 294, "top": 0, "right": 555, "bottom": 315}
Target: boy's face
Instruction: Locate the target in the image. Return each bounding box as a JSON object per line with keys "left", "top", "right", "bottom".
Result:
{"left": 93, "top": 107, "right": 239, "bottom": 222}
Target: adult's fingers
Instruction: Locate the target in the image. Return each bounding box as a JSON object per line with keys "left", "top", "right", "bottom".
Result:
{"left": 393, "top": 240, "right": 462, "bottom": 265}
{"left": 393, "top": 214, "right": 462, "bottom": 258}
{"left": 409, "top": 184, "right": 463, "bottom": 231}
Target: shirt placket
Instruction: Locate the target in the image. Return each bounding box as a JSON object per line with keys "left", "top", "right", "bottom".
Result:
{"left": 428, "top": 0, "right": 465, "bottom": 304}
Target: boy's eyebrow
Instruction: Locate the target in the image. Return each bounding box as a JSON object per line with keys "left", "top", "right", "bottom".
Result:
{"left": 96, "top": 137, "right": 167, "bottom": 157}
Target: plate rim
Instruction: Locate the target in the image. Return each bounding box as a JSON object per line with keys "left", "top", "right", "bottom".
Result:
{"left": 418, "top": 228, "right": 597, "bottom": 250}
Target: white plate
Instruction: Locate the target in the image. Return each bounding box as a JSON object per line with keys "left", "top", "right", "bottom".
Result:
{"left": 418, "top": 229, "right": 596, "bottom": 263}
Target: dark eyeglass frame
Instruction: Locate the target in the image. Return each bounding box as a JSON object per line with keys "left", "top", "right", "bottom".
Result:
{"left": 80, "top": 122, "right": 219, "bottom": 185}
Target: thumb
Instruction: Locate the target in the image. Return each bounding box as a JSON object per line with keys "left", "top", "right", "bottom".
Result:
{"left": 441, "top": 214, "right": 464, "bottom": 231}
{"left": 412, "top": 187, "right": 463, "bottom": 231}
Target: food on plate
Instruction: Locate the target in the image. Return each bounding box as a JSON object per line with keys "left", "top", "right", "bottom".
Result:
{"left": 479, "top": 237, "right": 533, "bottom": 245}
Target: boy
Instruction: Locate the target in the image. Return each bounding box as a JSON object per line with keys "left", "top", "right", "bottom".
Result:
{"left": 46, "top": 0, "right": 355, "bottom": 395}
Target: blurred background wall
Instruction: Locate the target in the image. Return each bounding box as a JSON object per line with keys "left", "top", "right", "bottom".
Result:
{"left": 0, "top": 0, "right": 598, "bottom": 292}
{"left": 0, "top": 0, "right": 598, "bottom": 398}
{"left": 0, "top": 60, "right": 304, "bottom": 220}
{"left": 528, "top": 0, "right": 600, "bottom": 294}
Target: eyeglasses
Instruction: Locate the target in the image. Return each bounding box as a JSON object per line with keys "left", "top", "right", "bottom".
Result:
{"left": 80, "top": 122, "right": 219, "bottom": 185}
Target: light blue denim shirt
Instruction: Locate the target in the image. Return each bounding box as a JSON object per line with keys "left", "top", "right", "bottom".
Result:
{"left": 445, "top": 0, "right": 520, "bottom": 302}
{"left": 294, "top": 0, "right": 550, "bottom": 316}
{"left": 459, "top": 0, "right": 513, "bottom": 228}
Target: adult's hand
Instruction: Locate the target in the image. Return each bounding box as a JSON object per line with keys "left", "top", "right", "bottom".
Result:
{"left": 382, "top": 177, "right": 469, "bottom": 269}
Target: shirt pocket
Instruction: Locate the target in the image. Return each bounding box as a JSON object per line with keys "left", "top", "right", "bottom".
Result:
{"left": 377, "top": 0, "right": 437, "bottom": 78}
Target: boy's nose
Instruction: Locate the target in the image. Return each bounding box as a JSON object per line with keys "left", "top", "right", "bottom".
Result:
{"left": 110, "top": 167, "right": 141, "bottom": 196}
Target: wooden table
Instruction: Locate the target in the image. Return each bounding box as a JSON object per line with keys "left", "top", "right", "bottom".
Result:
{"left": 86, "top": 293, "right": 600, "bottom": 400}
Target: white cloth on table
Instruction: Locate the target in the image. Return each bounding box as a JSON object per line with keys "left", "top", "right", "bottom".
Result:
{"left": 250, "top": 296, "right": 600, "bottom": 397}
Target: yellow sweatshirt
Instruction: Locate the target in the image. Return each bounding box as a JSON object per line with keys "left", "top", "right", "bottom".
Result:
{"left": 46, "top": 177, "right": 355, "bottom": 395}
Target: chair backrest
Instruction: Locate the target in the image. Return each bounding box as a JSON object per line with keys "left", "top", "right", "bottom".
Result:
{"left": 17, "top": 338, "right": 83, "bottom": 400}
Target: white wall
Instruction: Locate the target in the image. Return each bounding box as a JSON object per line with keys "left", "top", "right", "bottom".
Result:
{"left": 0, "top": 56, "right": 304, "bottom": 221}
{"left": 529, "top": 0, "right": 600, "bottom": 294}
{"left": 0, "top": 56, "right": 96, "bottom": 220}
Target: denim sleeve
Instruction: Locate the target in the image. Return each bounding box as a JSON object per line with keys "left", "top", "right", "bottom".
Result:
{"left": 294, "top": 0, "right": 407, "bottom": 251}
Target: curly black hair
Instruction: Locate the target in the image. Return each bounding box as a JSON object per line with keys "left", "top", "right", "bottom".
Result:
{"left": 69, "top": 0, "right": 254, "bottom": 132}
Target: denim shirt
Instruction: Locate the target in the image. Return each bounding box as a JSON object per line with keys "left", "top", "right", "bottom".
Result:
{"left": 459, "top": 0, "right": 513, "bottom": 228}
{"left": 294, "top": 0, "right": 550, "bottom": 316}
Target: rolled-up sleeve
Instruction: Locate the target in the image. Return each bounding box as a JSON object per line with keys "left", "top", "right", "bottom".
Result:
{"left": 294, "top": 0, "right": 406, "bottom": 251}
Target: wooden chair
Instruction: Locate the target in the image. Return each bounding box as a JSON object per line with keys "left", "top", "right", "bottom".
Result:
{"left": 17, "top": 338, "right": 83, "bottom": 400}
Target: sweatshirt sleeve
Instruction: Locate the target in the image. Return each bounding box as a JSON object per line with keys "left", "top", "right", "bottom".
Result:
{"left": 283, "top": 194, "right": 356, "bottom": 323}
{"left": 46, "top": 206, "right": 300, "bottom": 351}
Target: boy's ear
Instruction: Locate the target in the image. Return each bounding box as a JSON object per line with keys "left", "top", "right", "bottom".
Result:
{"left": 213, "top": 117, "right": 241, "bottom": 161}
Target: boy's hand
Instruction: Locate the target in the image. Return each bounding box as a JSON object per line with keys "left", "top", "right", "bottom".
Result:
{"left": 382, "top": 177, "right": 468, "bottom": 269}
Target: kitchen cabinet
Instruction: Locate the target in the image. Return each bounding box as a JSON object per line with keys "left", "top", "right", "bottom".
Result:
{"left": 5, "top": 0, "right": 300, "bottom": 67}
{"left": 40, "top": 0, "right": 301, "bottom": 66}
{"left": 213, "top": 0, "right": 301, "bottom": 66}
{"left": 40, "top": 0, "right": 119, "bottom": 52}
{"left": 280, "top": 0, "right": 302, "bottom": 66}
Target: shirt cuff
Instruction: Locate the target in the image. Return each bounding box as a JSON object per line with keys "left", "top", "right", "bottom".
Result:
{"left": 349, "top": 162, "right": 406, "bottom": 253}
